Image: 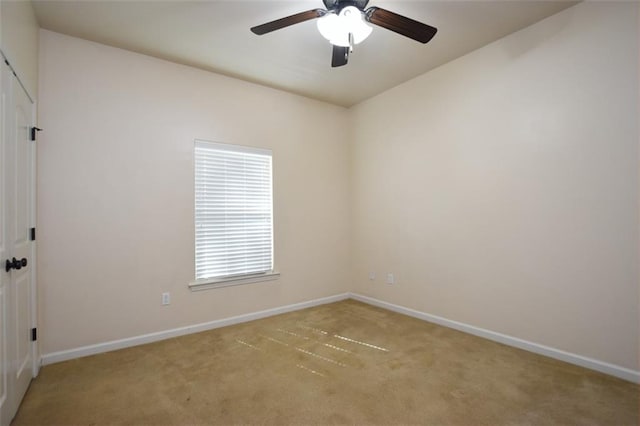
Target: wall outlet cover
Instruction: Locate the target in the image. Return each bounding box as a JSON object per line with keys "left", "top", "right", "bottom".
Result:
{"left": 162, "top": 292, "right": 171, "bottom": 305}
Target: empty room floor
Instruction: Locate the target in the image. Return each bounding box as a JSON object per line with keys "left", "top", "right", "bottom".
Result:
{"left": 12, "top": 300, "right": 639, "bottom": 425}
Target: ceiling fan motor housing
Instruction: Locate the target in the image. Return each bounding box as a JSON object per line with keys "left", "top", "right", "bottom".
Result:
{"left": 323, "top": 0, "right": 370, "bottom": 12}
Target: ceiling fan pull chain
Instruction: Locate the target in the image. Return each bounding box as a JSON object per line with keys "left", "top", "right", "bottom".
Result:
{"left": 349, "top": 32, "right": 354, "bottom": 53}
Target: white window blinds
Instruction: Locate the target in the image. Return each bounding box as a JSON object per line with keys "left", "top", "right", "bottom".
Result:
{"left": 194, "top": 140, "right": 273, "bottom": 280}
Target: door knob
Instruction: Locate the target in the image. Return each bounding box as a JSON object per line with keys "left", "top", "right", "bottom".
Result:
{"left": 5, "top": 257, "right": 27, "bottom": 272}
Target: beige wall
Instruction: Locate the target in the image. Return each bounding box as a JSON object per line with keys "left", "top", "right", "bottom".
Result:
{"left": 37, "top": 30, "right": 351, "bottom": 354}
{"left": 350, "top": 2, "right": 639, "bottom": 371}
{"left": 38, "top": 1, "right": 639, "bottom": 374}
{"left": 1, "top": 0, "right": 38, "bottom": 97}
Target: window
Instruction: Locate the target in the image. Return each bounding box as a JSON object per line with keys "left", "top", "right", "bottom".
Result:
{"left": 192, "top": 140, "right": 276, "bottom": 290}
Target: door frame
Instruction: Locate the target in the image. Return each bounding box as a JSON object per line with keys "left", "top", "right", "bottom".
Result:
{"left": 29, "top": 97, "right": 37, "bottom": 379}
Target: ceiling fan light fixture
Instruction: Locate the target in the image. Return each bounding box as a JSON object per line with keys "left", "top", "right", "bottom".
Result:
{"left": 316, "top": 6, "right": 372, "bottom": 47}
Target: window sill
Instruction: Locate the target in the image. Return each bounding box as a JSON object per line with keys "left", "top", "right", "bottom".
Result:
{"left": 189, "top": 271, "right": 280, "bottom": 292}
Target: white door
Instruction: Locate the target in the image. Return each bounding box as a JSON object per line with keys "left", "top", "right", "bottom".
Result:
{"left": 0, "top": 60, "right": 35, "bottom": 426}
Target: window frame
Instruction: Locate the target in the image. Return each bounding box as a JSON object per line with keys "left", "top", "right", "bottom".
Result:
{"left": 189, "top": 139, "right": 279, "bottom": 291}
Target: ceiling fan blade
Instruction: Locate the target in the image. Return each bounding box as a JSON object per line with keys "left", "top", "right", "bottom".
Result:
{"left": 251, "top": 9, "right": 326, "bottom": 35}
{"left": 331, "top": 45, "right": 349, "bottom": 67}
{"left": 365, "top": 7, "right": 437, "bottom": 44}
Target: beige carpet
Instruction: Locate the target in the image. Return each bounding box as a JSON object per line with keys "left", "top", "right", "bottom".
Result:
{"left": 12, "top": 300, "right": 639, "bottom": 425}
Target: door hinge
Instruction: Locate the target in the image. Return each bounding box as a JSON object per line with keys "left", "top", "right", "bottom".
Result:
{"left": 31, "top": 328, "right": 37, "bottom": 342}
{"left": 30, "top": 127, "right": 42, "bottom": 141}
{"left": 30, "top": 227, "right": 36, "bottom": 241}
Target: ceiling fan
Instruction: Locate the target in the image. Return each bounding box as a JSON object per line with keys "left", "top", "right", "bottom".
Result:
{"left": 251, "top": 0, "right": 437, "bottom": 67}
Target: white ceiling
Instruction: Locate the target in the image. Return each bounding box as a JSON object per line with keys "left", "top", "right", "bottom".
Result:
{"left": 32, "top": 0, "right": 578, "bottom": 107}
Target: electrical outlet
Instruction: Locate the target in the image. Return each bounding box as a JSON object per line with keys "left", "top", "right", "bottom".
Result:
{"left": 369, "top": 272, "right": 376, "bottom": 281}
{"left": 162, "top": 292, "right": 170, "bottom": 305}
{"left": 386, "top": 273, "right": 395, "bottom": 285}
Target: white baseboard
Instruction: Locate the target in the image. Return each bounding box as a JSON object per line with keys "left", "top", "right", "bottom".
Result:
{"left": 41, "top": 291, "right": 640, "bottom": 384}
{"left": 41, "top": 293, "right": 350, "bottom": 366}
{"left": 349, "top": 293, "right": 640, "bottom": 384}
